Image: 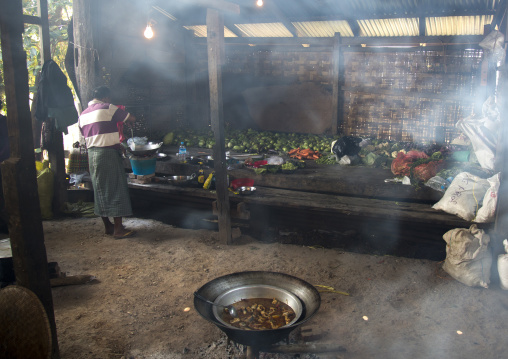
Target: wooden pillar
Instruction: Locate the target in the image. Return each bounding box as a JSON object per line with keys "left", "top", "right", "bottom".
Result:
{"left": 38, "top": 0, "right": 68, "bottom": 213}
{"left": 331, "top": 32, "right": 342, "bottom": 135}
{"left": 494, "top": 7, "right": 508, "bottom": 258}
{"left": 207, "top": 8, "right": 232, "bottom": 245}
{"left": 37, "top": 0, "right": 51, "bottom": 62}
{"left": 0, "top": 0, "right": 60, "bottom": 357}
{"left": 73, "top": 0, "right": 99, "bottom": 107}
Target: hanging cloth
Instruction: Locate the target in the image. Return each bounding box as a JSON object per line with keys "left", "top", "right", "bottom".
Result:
{"left": 35, "top": 60, "right": 78, "bottom": 134}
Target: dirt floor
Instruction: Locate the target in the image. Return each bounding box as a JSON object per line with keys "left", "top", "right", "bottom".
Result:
{"left": 5, "top": 216, "right": 508, "bottom": 359}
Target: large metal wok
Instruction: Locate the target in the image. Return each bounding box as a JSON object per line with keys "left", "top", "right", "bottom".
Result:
{"left": 194, "top": 271, "right": 321, "bottom": 348}
{"left": 127, "top": 142, "right": 162, "bottom": 157}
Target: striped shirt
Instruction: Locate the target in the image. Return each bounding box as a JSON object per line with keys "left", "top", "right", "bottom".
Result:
{"left": 79, "top": 99, "right": 130, "bottom": 149}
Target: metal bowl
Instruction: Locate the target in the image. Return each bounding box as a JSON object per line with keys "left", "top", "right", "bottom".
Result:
{"left": 212, "top": 284, "right": 302, "bottom": 329}
{"left": 238, "top": 186, "right": 256, "bottom": 195}
{"left": 168, "top": 174, "right": 195, "bottom": 185}
{"left": 194, "top": 271, "right": 321, "bottom": 348}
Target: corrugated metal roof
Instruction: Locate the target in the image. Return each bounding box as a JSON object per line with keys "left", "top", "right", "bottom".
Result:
{"left": 235, "top": 23, "right": 295, "bottom": 37}
{"left": 292, "top": 21, "right": 354, "bottom": 37}
{"left": 358, "top": 18, "right": 420, "bottom": 37}
{"left": 426, "top": 15, "right": 494, "bottom": 36}
{"left": 168, "top": 0, "right": 501, "bottom": 38}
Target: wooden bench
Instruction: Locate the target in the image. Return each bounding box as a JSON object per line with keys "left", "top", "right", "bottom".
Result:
{"left": 127, "top": 180, "right": 480, "bottom": 236}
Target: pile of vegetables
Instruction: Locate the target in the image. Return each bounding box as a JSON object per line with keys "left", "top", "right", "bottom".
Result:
{"left": 160, "top": 128, "right": 481, "bottom": 176}
{"left": 161, "top": 128, "right": 338, "bottom": 154}
{"left": 288, "top": 148, "right": 321, "bottom": 160}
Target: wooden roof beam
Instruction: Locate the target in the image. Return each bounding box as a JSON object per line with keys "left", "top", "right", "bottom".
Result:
{"left": 419, "top": 16, "right": 426, "bottom": 37}
{"left": 346, "top": 19, "right": 360, "bottom": 37}
{"left": 491, "top": 0, "right": 508, "bottom": 30}
{"left": 223, "top": 20, "right": 244, "bottom": 37}
{"left": 193, "top": 35, "right": 484, "bottom": 47}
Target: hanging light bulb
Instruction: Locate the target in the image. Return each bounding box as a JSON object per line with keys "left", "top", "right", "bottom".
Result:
{"left": 256, "top": 0, "right": 263, "bottom": 7}
{"left": 144, "top": 23, "right": 154, "bottom": 39}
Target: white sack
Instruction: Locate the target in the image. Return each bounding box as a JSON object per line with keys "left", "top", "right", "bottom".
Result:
{"left": 474, "top": 173, "right": 501, "bottom": 223}
{"left": 442, "top": 225, "right": 492, "bottom": 288}
{"left": 498, "top": 239, "right": 508, "bottom": 290}
{"left": 455, "top": 97, "right": 499, "bottom": 170}
{"left": 433, "top": 172, "right": 490, "bottom": 221}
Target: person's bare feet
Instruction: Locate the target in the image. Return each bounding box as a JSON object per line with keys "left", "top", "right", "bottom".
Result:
{"left": 105, "top": 222, "right": 114, "bottom": 235}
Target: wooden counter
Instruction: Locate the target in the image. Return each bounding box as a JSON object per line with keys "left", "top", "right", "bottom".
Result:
{"left": 126, "top": 146, "right": 442, "bottom": 203}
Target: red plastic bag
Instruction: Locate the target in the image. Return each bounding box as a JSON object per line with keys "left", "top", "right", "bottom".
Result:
{"left": 391, "top": 151, "right": 428, "bottom": 177}
{"left": 253, "top": 160, "right": 268, "bottom": 168}
{"left": 413, "top": 160, "right": 444, "bottom": 182}
{"left": 231, "top": 178, "right": 254, "bottom": 190}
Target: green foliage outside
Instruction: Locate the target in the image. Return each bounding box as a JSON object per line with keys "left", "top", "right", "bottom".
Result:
{"left": 0, "top": 0, "right": 73, "bottom": 114}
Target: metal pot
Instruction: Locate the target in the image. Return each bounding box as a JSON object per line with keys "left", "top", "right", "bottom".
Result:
{"left": 194, "top": 271, "right": 321, "bottom": 348}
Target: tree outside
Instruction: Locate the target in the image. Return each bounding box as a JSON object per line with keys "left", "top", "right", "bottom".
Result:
{"left": 0, "top": 0, "right": 74, "bottom": 114}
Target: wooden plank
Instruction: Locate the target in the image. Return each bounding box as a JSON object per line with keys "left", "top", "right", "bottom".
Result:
{"left": 22, "top": 14, "right": 41, "bottom": 25}
{"left": 419, "top": 17, "right": 426, "bottom": 37}
{"left": 134, "top": 156, "right": 442, "bottom": 202}
{"left": 0, "top": 0, "right": 60, "bottom": 357}
{"left": 207, "top": 8, "right": 232, "bottom": 245}
{"left": 194, "top": 35, "right": 485, "bottom": 47}
{"left": 331, "top": 33, "right": 341, "bottom": 135}
{"left": 126, "top": 181, "right": 471, "bottom": 228}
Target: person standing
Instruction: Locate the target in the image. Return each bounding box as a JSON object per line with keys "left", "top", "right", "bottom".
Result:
{"left": 78, "top": 86, "right": 136, "bottom": 238}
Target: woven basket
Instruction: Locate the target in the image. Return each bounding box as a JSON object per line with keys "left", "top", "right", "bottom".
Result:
{"left": 0, "top": 285, "right": 52, "bottom": 359}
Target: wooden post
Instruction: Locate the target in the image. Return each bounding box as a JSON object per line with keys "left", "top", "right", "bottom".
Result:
{"left": 331, "top": 32, "right": 342, "bottom": 135}
{"left": 494, "top": 7, "right": 508, "bottom": 260}
{"left": 73, "top": 0, "right": 99, "bottom": 107}
{"left": 207, "top": 8, "right": 232, "bottom": 245}
{"left": 37, "top": 0, "right": 51, "bottom": 62}
{"left": 38, "top": 0, "right": 68, "bottom": 213}
{"left": 0, "top": 0, "right": 60, "bottom": 357}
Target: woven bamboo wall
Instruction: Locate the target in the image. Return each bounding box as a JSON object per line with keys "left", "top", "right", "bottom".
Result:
{"left": 342, "top": 49, "right": 483, "bottom": 143}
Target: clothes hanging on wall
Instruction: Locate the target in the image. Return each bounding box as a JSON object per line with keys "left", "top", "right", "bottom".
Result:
{"left": 35, "top": 59, "right": 78, "bottom": 134}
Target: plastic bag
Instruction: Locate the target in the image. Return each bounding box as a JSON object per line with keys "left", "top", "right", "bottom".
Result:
{"left": 474, "top": 173, "right": 500, "bottom": 223}
{"left": 455, "top": 97, "right": 499, "bottom": 170}
{"left": 127, "top": 136, "right": 148, "bottom": 147}
{"left": 479, "top": 30, "right": 505, "bottom": 63}
{"left": 266, "top": 156, "right": 284, "bottom": 165}
{"left": 338, "top": 155, "right": 359, "bottom": 166}
{"left": 442, "top": 224, "right": 492, "bottom": 288}
{"left": 37, "top": 164, "right": 54, "bottom": 220}
{"left": 425, "top": 176, "right": 449, "bottom": 192}
{"left": 432, "top": 172, "right": 490, "bottom": 221}
{"left": 69, "top": 171, "right": 91, "bottom": 188}
{"left": 331, "top": 136, "right": 361, "bottom": 158}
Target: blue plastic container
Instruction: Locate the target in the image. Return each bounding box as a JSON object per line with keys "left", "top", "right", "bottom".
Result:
{"left": 130, "top": 157, "right": 156, "bottom": 175}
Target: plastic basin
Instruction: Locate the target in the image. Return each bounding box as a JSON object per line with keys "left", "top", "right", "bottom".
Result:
{"left": 130, "top": 157, "right": 156, "bottom": 175}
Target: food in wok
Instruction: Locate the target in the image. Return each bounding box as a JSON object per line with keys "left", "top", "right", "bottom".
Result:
{"left": 221, "top": 297, "right": 296, "bottom": 330}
